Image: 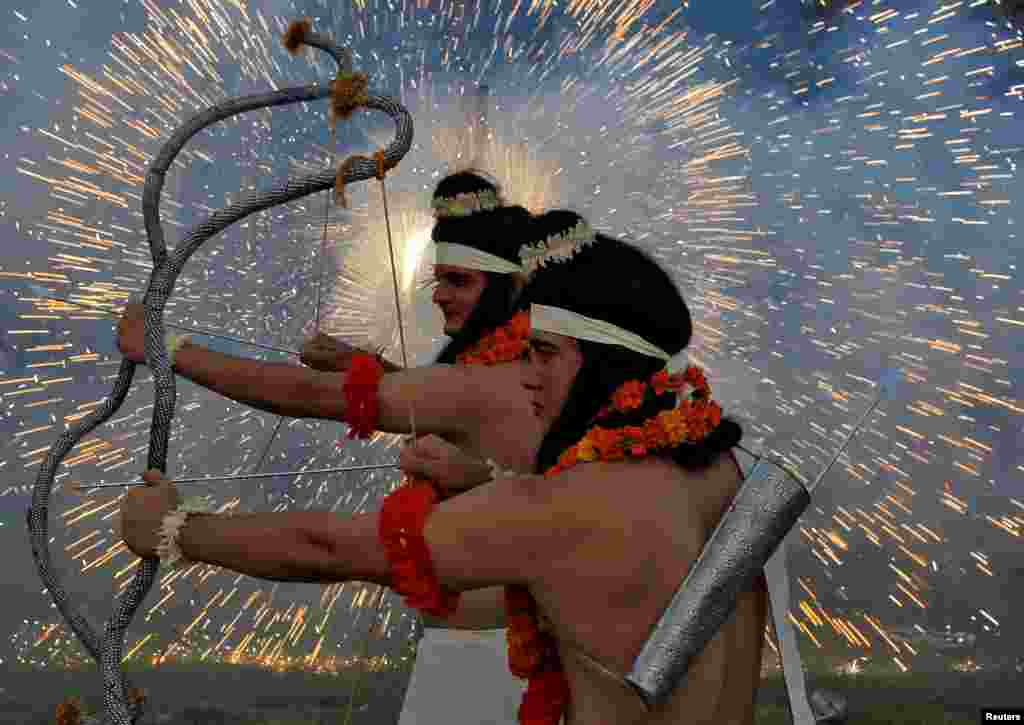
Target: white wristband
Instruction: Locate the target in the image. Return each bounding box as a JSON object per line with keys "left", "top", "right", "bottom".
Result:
{"left": 164, "top": 331, "right": 192, "bottom": 368}
{"left": 486, "top": 459, "right": 539, "bottom": 481}
{"left": 155, "top": 496, "right": 216, "bottom": 569}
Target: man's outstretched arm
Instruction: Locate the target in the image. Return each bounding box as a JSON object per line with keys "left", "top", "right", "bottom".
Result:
{"left": 172, "top": 466, "right": 595, "bottom": 593}
{"left": 118, "top": 304, "right": 490, "bottom": 435}
{"left": 172, "top": 342, "right": 316, "bottom": 419}
{"left": 171, "top": 340, "right": 487, "bottom": 436}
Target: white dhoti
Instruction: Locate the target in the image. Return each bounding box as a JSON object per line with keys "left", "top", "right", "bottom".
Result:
{"left": 398, "top": 627, "right": 526, "bottom": 725}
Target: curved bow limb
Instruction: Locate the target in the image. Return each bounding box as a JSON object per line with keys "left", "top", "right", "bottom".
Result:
{"left": 112, "top": 74, "right": 411, "bottom": 725}
{"left": 27, "top": 20, "right": 413, "bottom": 725}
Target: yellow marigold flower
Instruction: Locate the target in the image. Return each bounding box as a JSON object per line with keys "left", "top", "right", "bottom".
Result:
{"left": 576, "top": 437, "right": 598, "bottom": 462}
{"left": 642, "top": 419, "right": 668, "bottom": 449}
{"left": 658, "top": 409, "right": 688, "bottom": 446}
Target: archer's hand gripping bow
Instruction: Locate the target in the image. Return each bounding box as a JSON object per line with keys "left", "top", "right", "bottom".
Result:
{"left": 28, "top": 22, "right": 413, "bottom": 725}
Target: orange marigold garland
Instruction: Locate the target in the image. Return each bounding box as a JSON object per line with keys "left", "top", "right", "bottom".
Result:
{"left": 379, "top": 481, "right": 461, "bottom": 618}
{"left": 503, "top": 363, "right": 723, "bottom": 725}
{"left": 456, "top": 310, "right": 530, "bottom": 366}
{"left": 378, "top": 313, "right": 530, "bottom": 651}
{"left": 506, "top": 585, "right": 570, "bottom": 725}
{"left": 342, "top": 353, "right": 384, "bottom": 439}
{"left": 554, "top": 364, "right": 721, "bottom": 477}
{"left": 376, "top": 309, "right": 581, "bottom": 723}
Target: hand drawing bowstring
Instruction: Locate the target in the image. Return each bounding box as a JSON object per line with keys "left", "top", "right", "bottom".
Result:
{"left": 28, "top": 22, "right": 416, "bottom": 725}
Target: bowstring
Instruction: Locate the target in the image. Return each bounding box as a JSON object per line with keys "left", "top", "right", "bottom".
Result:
{"left": 314, "top": 129, "right": 334, "bottom": 332}
{"left": 151, "top": 141, "right": 305, "bottom": 672}
{"left": 254, "top": 128, "right": 337, "bottom": 513}
{"left": 253, "top": 130, "right": 337, "bottom": 516}
{"left": 257, "top": 129, "right": 335, "bottom": 511}
{"left": 342, "top": 170, "right": 417, "bottom": 725}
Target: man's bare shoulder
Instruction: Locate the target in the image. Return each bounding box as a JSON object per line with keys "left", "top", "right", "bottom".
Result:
{"left": 565, "top": 454, "right": 740, "bottom": 489}
{"left": 556, "top": 454, "right": 743, "bottom": 527}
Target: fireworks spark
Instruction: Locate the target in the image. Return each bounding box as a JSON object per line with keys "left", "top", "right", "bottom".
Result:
{"left": 0, "top": 0, "right": 1021, "bottom": 685}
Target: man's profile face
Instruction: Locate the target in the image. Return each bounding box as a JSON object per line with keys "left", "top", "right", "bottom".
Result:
{"left": 522, "top": 330, "right": 584, "bottom": 433}
{"left": 432, "top": 264, "right": 487, "bottom": 336}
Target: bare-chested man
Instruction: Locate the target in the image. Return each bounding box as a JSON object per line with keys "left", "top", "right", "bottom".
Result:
{"left": 119, "top": 170, "right": 545, "bottom": 724}
{"left": 119, "top": 218, "right": 767, "bottom": 724}
{"left": 302, "top": 170, "right": 548, "bottom": 723}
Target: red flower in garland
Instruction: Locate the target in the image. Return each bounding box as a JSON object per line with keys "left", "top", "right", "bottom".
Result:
{"left": 457, "top": 311, "right": 530, "bottom": 366}
{"left": 611, "top": 380, "right": 646, "bottom": 412}
{"left": 590, "top": 427, "right": 624, "bottom": 461}
{"left": 652, "top": 369, "right": 685, "bottom": 396}
{"left": 519, "top": 669, "right": 571, "bottom": 725}
{"left": 621, "top": 425, "right": 647, "bottom": 457}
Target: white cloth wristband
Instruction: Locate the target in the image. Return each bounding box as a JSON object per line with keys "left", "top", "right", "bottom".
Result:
{"left": 155, "top": 496, "right": 216, "bottom": 569}
{"left": 486, "top": 459, "right": 540, "bottom": 481}
{"left": 164, "top": 331, "right": 192, "bottom": 368}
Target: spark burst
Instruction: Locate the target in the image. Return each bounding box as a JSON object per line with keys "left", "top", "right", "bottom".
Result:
{"left": 0, "top": 0, "right": 1021, "bottom": 689}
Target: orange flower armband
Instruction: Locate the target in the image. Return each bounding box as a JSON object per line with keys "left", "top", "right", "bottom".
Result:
{"left": 342, "top": 353, "right": 384, "bottom": 440}
{"left": 379, "top": 482, "right": 461, "bottom": 618}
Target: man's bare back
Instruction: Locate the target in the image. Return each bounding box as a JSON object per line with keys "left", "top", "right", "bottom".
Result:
{"left": 529, "top": 453, "right": 767, "bottom": 725}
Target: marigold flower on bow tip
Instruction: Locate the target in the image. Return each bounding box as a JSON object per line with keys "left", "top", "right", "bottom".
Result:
{"left": 329, "top": 71, "right": 370, "bottom": 125}
{"left": 281, "top": 18, "right": 312, "bottom": 54}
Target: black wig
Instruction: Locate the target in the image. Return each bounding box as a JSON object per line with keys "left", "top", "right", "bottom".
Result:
{"left": 517, "top": 210, "right": 742, "bottom": 473}
{"left": 430, "top": 170, "right": 536, "bottom": 363}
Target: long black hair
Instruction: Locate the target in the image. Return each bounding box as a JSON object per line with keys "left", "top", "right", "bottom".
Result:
{"left": 517, "top": 210, "right": 742, "bottom": 474}
{"left": 430, "top": 170, "right": 535, "bottom": 363}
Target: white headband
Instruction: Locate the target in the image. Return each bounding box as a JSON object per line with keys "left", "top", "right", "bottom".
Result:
{"left": 434, "top": 242, "right": 523, "bottom": 275}
{"left": 529, "top": 304, "right": 671, "bottom": 361}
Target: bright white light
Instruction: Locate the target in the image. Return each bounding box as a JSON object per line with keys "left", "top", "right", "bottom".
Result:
{"left": 401, "top": 226, "right": 432, "bottom": 294}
